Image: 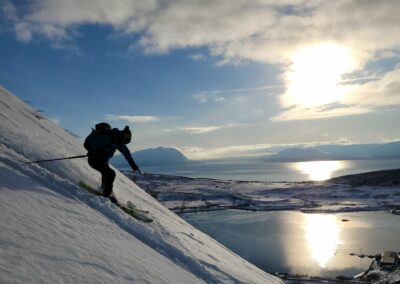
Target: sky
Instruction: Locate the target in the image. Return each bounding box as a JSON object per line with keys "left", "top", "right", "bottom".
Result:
{"left": 1, "top": 0, "right": 400, "bottom": 159}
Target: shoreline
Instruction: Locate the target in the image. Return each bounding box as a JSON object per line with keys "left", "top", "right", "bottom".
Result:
{"left": 121, "top": 169, "right": 400, "bottom": 215}
{"left": 122, "top": 169, "right": 400, "bottom": 283}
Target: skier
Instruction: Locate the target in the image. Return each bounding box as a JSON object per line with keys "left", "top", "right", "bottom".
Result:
{"left": 84, "top": 123, "right": 139, "bottom": 204}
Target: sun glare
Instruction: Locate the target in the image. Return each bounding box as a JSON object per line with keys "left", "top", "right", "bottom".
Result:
{"left": 295, "top": 161, "right": 344, "bottom": 181}
{"left": 283, "top": 44, "right": 356, "bottom": 108}
{"left": 304, "top": 214, "right": 340, "bottom": 268}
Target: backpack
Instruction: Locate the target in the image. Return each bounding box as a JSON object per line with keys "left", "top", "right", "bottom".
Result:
{"left": 84, "top": 123, "right": 113, "bottom": 153}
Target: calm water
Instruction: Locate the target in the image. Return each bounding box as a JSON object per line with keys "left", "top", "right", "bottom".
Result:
{"left": 183, "top": 210, "right": 400, "bottom": 277}
{"left": 142, "top": 159, "right": 400, "bottom": 182}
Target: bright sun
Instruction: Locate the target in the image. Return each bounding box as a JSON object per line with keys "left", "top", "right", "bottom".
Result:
{"left": 283, "top": 43, "right": 356, "bottom": 108}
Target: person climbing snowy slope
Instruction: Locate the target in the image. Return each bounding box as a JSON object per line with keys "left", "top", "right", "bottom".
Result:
{"left": 84, "top": 122, "right": 139, "bottom": 204}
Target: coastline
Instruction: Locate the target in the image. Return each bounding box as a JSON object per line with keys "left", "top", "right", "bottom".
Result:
{"left": 121, "top": 169, "right": 400, "bottom": 215}
{"left": 121, "top": 169, "right": 400, "bottom": 283}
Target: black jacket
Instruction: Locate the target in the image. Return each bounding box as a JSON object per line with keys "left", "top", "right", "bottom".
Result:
{"left": 84, "top": 128, "right": 137, "bottom": 168}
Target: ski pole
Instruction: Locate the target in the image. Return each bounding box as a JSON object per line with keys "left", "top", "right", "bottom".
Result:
{"left": 25, "top": 154, "right": 88, "bottom": 165}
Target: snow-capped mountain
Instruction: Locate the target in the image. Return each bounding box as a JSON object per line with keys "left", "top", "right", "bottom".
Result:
{"left": 0, "top": 86, "right": 282, "bottom": 283}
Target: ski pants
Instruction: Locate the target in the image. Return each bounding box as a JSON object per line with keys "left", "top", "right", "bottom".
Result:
{"left": 88, "top": 157, "right": 116, "bottom": 197}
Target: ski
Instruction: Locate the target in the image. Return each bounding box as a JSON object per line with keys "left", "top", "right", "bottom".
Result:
{"left": 78, "top": 181, "right": 153, "bottom": 223}
{"left": 126, "top": 201, "right": 150, "bottom": 214}
{"left": 120, "top": 206, "right": 153, "bottom": 223}
{"left": 78, "top": 181, "right": 102, "bottom": 196}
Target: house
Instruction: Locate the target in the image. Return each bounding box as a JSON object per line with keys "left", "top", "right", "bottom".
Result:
{"left": 380, "top": 251, "right": 399, "bottom": 269}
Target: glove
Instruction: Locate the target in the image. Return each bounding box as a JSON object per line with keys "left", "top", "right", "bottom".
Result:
{"left": 129, "top": 161, "right": 139, "bottom": 172}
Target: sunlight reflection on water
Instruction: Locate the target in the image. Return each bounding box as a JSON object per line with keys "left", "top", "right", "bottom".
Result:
{"left": 184, "top": 210, "right": 400, "bottom": 277}
{"left": 294, "top": 161, "right": 346, "bottom": 181}
{"left": 304, "top": 214, "right": 341, "bottom": 268}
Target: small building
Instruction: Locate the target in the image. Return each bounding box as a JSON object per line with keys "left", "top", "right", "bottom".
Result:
{"left": 380, "top": 251, "right": 398, "bottom": 269}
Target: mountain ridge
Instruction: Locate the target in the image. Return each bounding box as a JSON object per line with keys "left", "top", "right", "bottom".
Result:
{"left": 264, "top": 142, "right": 400, "bottom": 162}
{"left": 111, "top": 146, "right": 191, "bottom": 167}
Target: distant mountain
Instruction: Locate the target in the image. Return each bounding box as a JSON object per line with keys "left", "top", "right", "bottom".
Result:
{"left": 371, "top": 141, "right": 400, "bottom": 159}
{"left": 111, "top": 147, "right": 191, "bottom": 167}
{"left": 265, "top": 148, "right": 336, "bottom": 162}
{"left": 264, "top": 142, "right": 400, "bottom": 162}
{"left": 313, "top": 144, "right": 378, "bottom": 159}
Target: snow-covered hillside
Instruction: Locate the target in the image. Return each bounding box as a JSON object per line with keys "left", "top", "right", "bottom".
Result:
{"left": 0, "top": 86, "right": 283, "bottom": 283}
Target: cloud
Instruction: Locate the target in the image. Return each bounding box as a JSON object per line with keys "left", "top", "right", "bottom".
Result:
{"left": 192, "top": 92, "right": 226, "bottom": 104}
{"left": 189, "top": 53, "right": 207, "bottom": 61}
{"left": 179, "top": 139, "right": 372, "bottom": 160}
{"left": 180, "top": 143, "right": 275, "bottom": 160}
{"left": 1, "top": 0, "right": 17, "bottom": 23}
{"left": 106, "top": 114, "right": 160, "bottom": 123}
{"left": 180, "top": 141, "right": 325, "bottom": 160}
{"left": 193, "top": 84, "right": 283, "bottom": 103}
{"left": 7, "top": 1, "right": 400, "bottom": 69}
{"left": 343, "top": 68, "right": 400, "bottom": 108}
{"left": 180, "top": 126, "right": 224, "bottom": 134}
{"left": 272, "top": 105, "right": 372, "bottom": 121}
{"left": 178, "top": 122, "right": 244, "bottom": 134}
{"left": 1, "top": 0, "right": 79, "bottom": 52}
{"left": 6, "top": 1, "right": 399, "bottom": 63}
{"left": 273, "top": 67, "right": 400, "bottom": 121}
{"left": 14, "top": 22, "right": 32, "bottom": 42}
{"left": 5, "top": 0, "right": 400, "bottom": 119}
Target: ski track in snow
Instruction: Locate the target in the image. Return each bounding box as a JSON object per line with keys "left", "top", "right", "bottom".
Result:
{"left": 0, "top": 86, "right": 283, "bottom": 283}
{"left": 0, "top": 159, "right": 202, "bottom": 284}
{"left": 0, "top": 143, "right": 239, "bottom": 283}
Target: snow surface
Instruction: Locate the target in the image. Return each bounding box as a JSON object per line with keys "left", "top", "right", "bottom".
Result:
{"left": 0, "top": 86, "right": 283, "bottom": 284}
{"left": 358, "top": 258, "right": 400, "bottom": 283}
{"left": 125, "top": 171, "right": 400, "bottom": 214}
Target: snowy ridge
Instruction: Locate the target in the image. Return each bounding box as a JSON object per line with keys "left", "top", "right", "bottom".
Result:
{"left": 0, "top": 86, "right": 282, "bottom": 283}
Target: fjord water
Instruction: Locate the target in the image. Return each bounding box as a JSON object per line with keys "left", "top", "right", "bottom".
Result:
{"left": 183, "top": 210, "right": 400, "bottom": 277}
{"left": 143, "top": 159, "right": 400, "bottom": 182}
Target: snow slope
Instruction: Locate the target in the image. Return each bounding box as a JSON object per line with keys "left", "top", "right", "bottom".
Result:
{"left": 0, "top": 86, "right": 283, "bottom": 284}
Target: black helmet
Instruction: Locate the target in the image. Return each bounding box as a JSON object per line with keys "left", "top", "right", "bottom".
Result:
{"left": 121, "top": 126, "right": 132, "bottom": 144}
